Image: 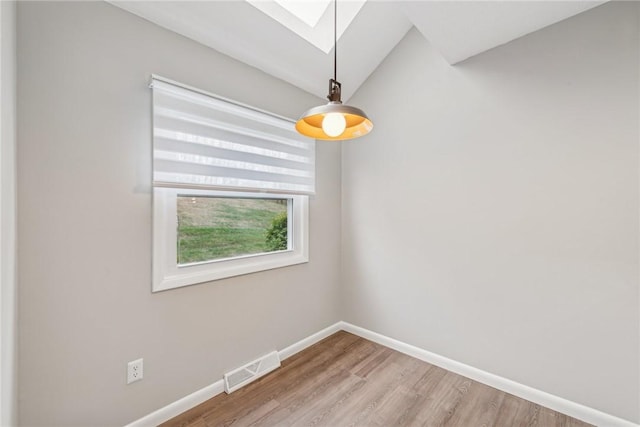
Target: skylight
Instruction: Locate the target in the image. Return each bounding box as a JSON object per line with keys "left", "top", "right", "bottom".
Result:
{"left": 273, "top": 0, "right": 331, "bottom": 28}
{"left": 247, "top": 0, "right": 367, "bottom": 53}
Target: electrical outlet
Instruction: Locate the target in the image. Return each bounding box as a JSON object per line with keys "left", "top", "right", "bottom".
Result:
{"left": 127, "top": 358, "right": 143, "bottom": 384}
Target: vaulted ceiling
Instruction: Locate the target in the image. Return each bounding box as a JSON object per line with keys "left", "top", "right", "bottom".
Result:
{"left": 109, "top": 1, "right": 606, "bottom": 101}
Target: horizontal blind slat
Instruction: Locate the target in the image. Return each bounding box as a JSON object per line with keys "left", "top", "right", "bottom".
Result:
{"left": 155, "top": 94, "right": 306, "bottom": 146}
{"left": 152, "top": 80, "right": 296, "bottom": 132}
{"left": 154, "top": 152, "right": 313, "bottom": 179}
{"left": 154, "top": 127, "right": 313, "bottom": 164}
{"left": 154, "top": 173, "right": 314, "bottom": 194}
{"left": 155, "top": 106, "right": 310, "bottom": 150}
{"left": 155, "top": 151, "right": 313, "bottom": 176}
{"left": 151, "top": 78, "right": 315, "bottom": 195}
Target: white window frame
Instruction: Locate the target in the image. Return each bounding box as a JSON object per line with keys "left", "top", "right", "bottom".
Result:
{"left": 153, "top": 187, "right": 309, "bottom": 292}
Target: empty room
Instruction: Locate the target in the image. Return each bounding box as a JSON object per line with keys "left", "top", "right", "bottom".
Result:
{"left": 0, "top": 0, "right": 638, "bottom": 426}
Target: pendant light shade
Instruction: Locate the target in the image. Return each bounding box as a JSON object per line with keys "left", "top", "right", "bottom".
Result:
{"left": 296, "top": 85, "right": 373, "bottom": 141}
{"left": 295, "top": 1, "right": 373, "bottom": 141}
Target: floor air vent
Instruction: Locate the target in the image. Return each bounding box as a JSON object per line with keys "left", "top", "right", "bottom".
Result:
{"left": 223, "top": 351, "right": 281, "bottom": 394}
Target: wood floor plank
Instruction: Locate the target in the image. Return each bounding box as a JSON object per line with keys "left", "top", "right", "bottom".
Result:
{"left": 162, "top": 332, "right": 593, "bottom": 427}
{"left": 406, "top": 371, "right": 470, "bottom": 426}
{"left": 314, "top": 362, "right": 413, "bottom": 426}
{"left": 359, "top": 384, "right": 420, "bottom": 427}
{"left": 247, "top": 369, "right": 359, "bottom": 426}
{"left": 245, "top": 341, "right": 381, "bottom": 426}
{"left": 218, "top": 399, "right": 280, "bottom": 427}
{"left": 392, "top": 365, "right": 449, "bottom": 426}
{"left": 442, "top": 380, "right": 505, "bottom": 427}
{"left": 287, "top": 372, "right": 367, "bottom": 426}
{"left": 493, "top": 393, "right": 545, "bottom": 427}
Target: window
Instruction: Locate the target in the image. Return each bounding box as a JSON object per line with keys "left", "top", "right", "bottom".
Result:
{"left": 177, "top": 194, "right": 289, "bottom": 265}
{"left": 151, "top": 77, "right": 314, "bottom": 292}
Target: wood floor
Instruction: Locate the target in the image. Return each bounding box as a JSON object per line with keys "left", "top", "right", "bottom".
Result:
{"left": 162, "top": 331, "right": 592, "bottom": 427}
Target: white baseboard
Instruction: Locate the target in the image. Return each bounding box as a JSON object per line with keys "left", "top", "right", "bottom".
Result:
{"left": 124, "top": 379, "right": 225, "bottom": 427}
{"left": 125, "top": 321, "right": 638, "bottom": 427}
{"left": 340, "top": 321, "right": 639, "bottom": 427}
{"left": 123, "top": 322, "right": 342, "bottom": 427}
{"left": 279, "top": 322, "right": 342, "bottom": 361}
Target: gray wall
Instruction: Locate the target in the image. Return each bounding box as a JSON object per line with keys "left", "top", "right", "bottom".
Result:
{"left": 17, "top": 2, "right": 341, "bottom": 425}
{"left": 1, "top": 1, "right": 17, "bottom": 425}
{"left": 343, "top": 2, "right": 639, "bottom": 423}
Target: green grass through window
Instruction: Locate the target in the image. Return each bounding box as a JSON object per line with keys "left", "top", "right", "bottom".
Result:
{"left": 177, "top": 196, "right": 288, "bottom": 264}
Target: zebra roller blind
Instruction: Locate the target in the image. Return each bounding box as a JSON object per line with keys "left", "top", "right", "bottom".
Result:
{"left": 151, "top": 77, "right": 316, "bottom": 194}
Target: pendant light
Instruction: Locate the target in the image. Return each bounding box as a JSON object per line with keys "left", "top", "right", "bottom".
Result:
{"left": 295, "top": 0, "right": 373, "bottom": 141}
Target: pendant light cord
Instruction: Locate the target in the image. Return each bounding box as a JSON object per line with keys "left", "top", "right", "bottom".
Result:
{"left": 327, "top": 0, "right": 341, "bottom": 103}
{"left": 333, "top": 0, "right": 337, "bottom": 82}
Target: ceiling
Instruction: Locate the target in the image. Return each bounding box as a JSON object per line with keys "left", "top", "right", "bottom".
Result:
{"left": 109, "top": 1, "right": 606, "bottom": 102}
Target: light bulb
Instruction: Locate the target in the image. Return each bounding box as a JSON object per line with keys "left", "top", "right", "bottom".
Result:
{"left": 322, "top": 113, "right": 346, "bottom": 137}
